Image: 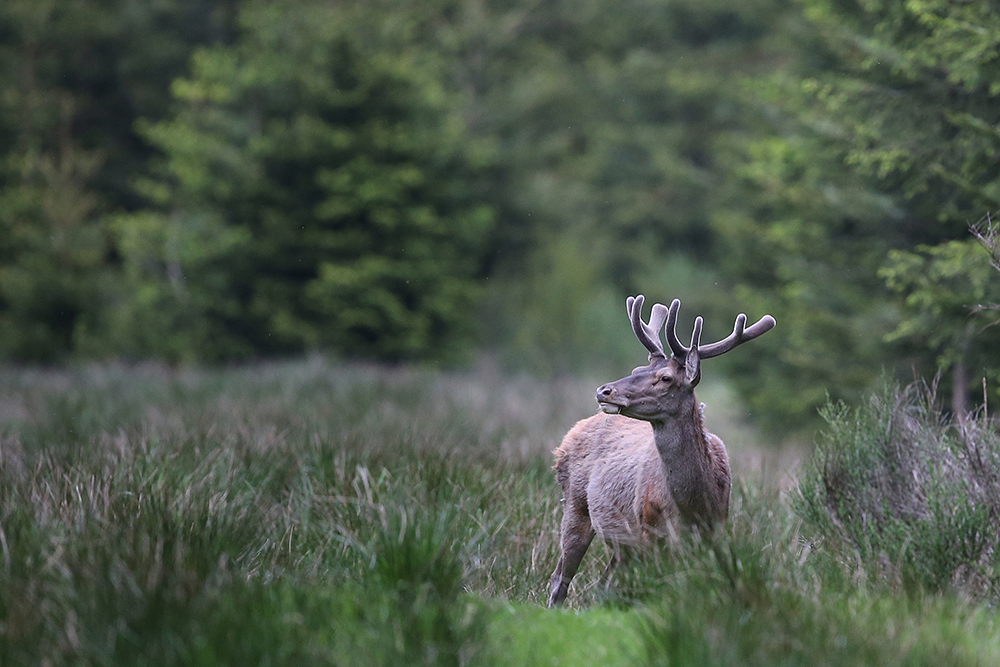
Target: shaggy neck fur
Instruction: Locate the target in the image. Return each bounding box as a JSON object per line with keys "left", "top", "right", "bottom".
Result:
{"left": 652, "top": 399, "right": 721, "bottom": 528}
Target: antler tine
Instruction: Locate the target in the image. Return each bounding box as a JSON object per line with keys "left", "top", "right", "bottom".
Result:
{"left": 648, "top": 302, "right": 669, "bottom": 339}
{"left": 698, "top": 313, "right": 776, "bottom": 359}
{"left": 689, "top": 316, "right": 703, "bottom": 351}
{"left": 627, "top": 295, "right": 667, "bottom": 359}
{"left": 663, "top": 299, "right": 688, "bottom": 358}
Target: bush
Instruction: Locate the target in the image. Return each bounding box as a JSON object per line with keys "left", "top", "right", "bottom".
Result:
{"left": 796, "top": 380, "right": 1000, "bottom": 598}
{"left": 629, "top": 483, "right": 985, "bottom": 667}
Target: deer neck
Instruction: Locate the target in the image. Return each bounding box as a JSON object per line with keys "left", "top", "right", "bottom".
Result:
{"left": 651, "top": 398, "right": 720, "bottom": 526}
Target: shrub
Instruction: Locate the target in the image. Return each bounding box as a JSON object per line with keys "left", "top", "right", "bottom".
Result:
{"left": 796, "top": 380, "right": 1000, "bottom": 598}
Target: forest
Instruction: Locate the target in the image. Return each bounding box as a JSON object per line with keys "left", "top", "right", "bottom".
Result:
{"left": 7, "top": 2, "right": 1000, "bottom": 664}
{"left": 1, "top": 0, "right": 999, "bottom": 429}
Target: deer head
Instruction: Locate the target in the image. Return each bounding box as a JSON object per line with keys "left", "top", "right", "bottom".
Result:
{"left": 596, "top": 295, "right": 776, "bottom": 421}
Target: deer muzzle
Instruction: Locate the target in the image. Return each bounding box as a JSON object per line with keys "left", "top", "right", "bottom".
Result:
{"left": 596, "top": 383, "right": 624, "bottom": 414}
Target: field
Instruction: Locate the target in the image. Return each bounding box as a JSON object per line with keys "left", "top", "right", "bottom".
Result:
{"left": 2, "top": 359, "right": 1000, "bottom": 665}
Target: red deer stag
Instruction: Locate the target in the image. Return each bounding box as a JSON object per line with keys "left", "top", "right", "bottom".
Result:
{"left": 547, "top": 295, "right": 775, "bottom": 606}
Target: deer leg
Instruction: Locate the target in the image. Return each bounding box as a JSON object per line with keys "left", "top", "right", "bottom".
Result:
{"left": 547, "top": 510, "right": 594, "bottom": 607}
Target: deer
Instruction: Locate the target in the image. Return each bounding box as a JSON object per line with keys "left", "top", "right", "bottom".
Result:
{"left": 546, "top": 295, "right": 775, "bottom": 607}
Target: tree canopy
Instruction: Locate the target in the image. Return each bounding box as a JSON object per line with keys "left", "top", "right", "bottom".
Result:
{"left": 714, "top": 0, "right": 1000, "bottom": 424}
{"left": 1, "top": 0, "right": 998, "bottom": 430}
{"left": 111, "top": 1, "right": 494, "bottom": 362}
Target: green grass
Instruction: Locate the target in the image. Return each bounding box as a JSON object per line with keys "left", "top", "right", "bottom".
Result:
{"left": 1, "top": 359, "right": 1000, "bottom": 665}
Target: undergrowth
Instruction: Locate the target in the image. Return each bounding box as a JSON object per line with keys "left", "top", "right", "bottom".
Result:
{"left": 797, "top": 380, "right": 1000, "bottom": 599}
{"left": 0, "top": 359, "right": 579, "bottom": 665}
{"left": 1, "top": 361, "right": 1000, "bottom": 665}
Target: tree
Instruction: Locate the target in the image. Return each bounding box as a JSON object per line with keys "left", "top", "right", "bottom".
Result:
{"left": 448, "top": 0, "right": 795, "bottom": 373}
{"left": 711, "top": 0, "right": 1000, "bottom": 427}
{"left": 0, "top": 0, "right": 113, "bottom": 360}
{"left": 0, "top": 0, "right": 238, "bottom": 360}
{"left": 113, "top": 0, "right": 494, "bottom": 362}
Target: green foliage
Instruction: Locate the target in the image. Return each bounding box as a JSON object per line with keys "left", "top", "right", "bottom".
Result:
{"left": 5, "top": 361, "right": 1000, "bottom": 665}
{"left": 880, "top": 239, "right": 1000, "bottom": 378}
{"left": 4, "top": 0, "right": 1000, "bottom": 437}
{"left": 0, "top": 0, "right": 109, "bottom": 360}
{"left": 0, "top": 0, "right": 237, "bottom": 361}
{"left": 110, "top": 0, "right": 494, "bottom": 362}
{"left": 603, "top": 482, "right": 999, "bottom": 666}
{"left": 800, "top": 0, "right": 1000, "bottom": 216}
{"left": 706, "top": 0, "right": 1000, "bottom": 428}
{"left": 797, "top": 381, "right": 1000, "bottom": 598}
{"left": 0, "top": 360, "right": 527, "bottom": 664}
{"left": 465, "top": 0, "right": 790, "bottom": 373}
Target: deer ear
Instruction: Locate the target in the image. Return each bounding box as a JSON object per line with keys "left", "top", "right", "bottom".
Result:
{"left": 684, "top": 348, "right": 701, "bottom": 387}
{"left": 684, "top": 316, "right": 702, "bottom": 387}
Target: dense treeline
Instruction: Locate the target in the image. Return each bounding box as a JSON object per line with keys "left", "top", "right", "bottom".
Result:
{"left": 1, "top": 0, "right": 998, "bottom": 429}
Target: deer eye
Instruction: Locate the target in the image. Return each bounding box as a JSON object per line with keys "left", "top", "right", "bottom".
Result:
{"left": 654, "top": 371, "right": 673, "bottom": 385}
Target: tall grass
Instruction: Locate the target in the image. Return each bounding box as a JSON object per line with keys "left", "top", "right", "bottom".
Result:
{"left": 629, "top": 481, "right": 1000, "bottom": 666}
{"left": 2, "top": 361, "right": 1000, "bottom": 665}
{"left": 0, "top": 359, "right": 593, "bottom": 665}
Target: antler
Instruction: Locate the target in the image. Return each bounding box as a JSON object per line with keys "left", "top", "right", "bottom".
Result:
{"left": 626, "top": 295, "right": 669, "bottom": 360}
{"left": 633, "top": 295, "right": 776, "bottom": 360}
{"left": 663, "top": 299, "right": 686, "bottom": 358}
{"left": 698, "top": 311, "right": 776, "bottom": 359}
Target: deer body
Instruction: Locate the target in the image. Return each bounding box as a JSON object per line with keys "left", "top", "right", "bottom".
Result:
{"left": 547, "top": 296, "right": 773, "bottom": 607}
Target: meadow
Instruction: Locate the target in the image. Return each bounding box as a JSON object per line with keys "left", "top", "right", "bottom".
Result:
{"left": 2, "top": 358, "right": 1000, "bottom": 665}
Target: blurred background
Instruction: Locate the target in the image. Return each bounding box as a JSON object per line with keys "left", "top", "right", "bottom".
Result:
{"left": 0, "top": 0, "right": 998, "bottom": 433}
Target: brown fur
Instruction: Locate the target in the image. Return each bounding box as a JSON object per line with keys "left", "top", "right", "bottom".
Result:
{"left": 553, "top": 410, "right": 729, "bottom": 543}
{"left": 547, "top": 408, "right": 731, "bottom": 606}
